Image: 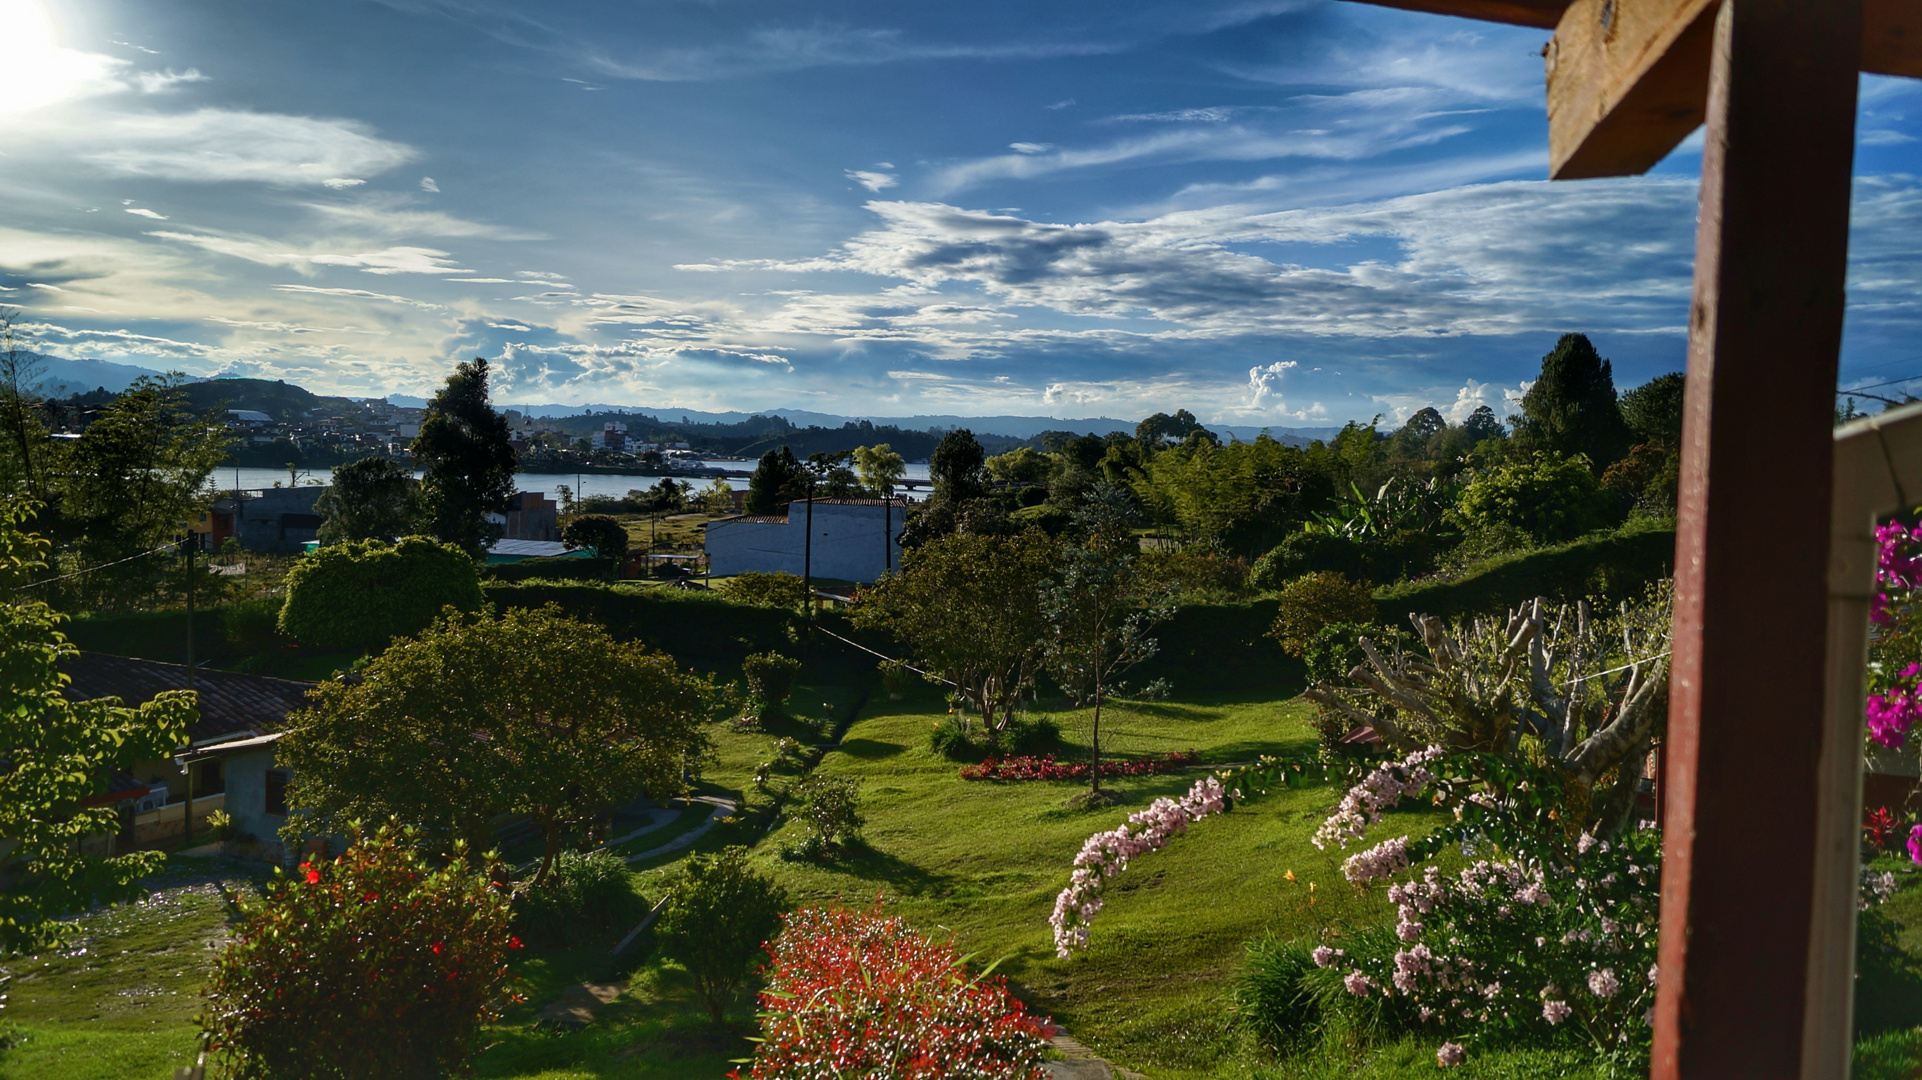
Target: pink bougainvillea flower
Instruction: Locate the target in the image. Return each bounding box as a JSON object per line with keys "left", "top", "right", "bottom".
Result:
{"left": 1909, "top": 824, "right": 1922, "bottom": 865}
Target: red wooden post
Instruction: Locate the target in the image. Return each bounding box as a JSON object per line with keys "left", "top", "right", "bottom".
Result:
{"left": 1654, "top": 2, "right": 1862, "bottom": 1077}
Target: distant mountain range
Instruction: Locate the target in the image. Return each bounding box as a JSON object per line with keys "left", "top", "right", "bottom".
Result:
{"left": 25, "top": 352, "right": 1344, "bottom": 444}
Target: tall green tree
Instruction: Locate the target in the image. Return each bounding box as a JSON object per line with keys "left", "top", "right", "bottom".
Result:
{"left": 413, "top": 359, "right": 516, "bottom": 558}
{"left": 1511, "top": 334, "right": 1633, "bottom": 471}
{"left": 0, "top": 498, "right": 197, "bottom": 953}
{"left": 929, "top": 429, "right": 987, "bottom": 502}
{"left": 315, "top": 455, "right": 422, "bottom": 544}
{"left": 853, "top": 528, "right": 1060, "bottom": 734}
{"left": 280, "top": 606, "right": 714, "bottom": 884}
{"left": 58, "top": 373, "right": 230, "bottom": 609}
{"left": 657, "top": 847, "right": 788, "bottom": 1024}
{"left": 1135, "top": 409, "right": 1209, "bottom": 448}
{"left": 561, "top": 514, "right": 629, "bottom": 559}
{"left": 805, "top": 450, "right": 865, "bottom": 498}
{"left": 0, "top": 310, "right": 48, "bottom": 498}
{"left": 1620, "top": 371, "right": 1687, "bottom": 450}
{"left": 852, "top": 443, "right": 906, "bottom": 496}
{"left": 1040, "top": 482, "right": 1173, "bottom": 798}
{"left": 745, "top": 446, "right": 806, "bottom": 515}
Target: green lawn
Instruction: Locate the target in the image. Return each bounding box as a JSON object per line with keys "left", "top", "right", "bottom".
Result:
{"left": 5, "top": 663, "right": 1920, "bottom": 1080}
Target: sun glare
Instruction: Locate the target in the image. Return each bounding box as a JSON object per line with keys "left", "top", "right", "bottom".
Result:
{"left": 0, "top": 0, "right": 120, "bottom": 116}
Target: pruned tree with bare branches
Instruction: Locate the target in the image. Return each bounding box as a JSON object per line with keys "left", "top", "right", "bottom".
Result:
{"left": 1304, "top": 587, "right": 1671, "bottom": 839}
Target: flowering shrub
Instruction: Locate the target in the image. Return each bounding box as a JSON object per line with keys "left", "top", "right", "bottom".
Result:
{"left": 733, "top": 904, "right": 1051, "bottom": 1080}
{"left": 960, "top": 751, "right": 1197, "bottom": 782}
{"left": 201, "top": 822, "right": 517, "bottom": 1080}
{"left": 659, "top": 846, "right": 789, "bottom": 1023}
{"left": 1315, "top": 827, "right": 1662, "bottom": 1057}
{"left": 1866, "top": 520, "right": 1922, "bottom": 863}
{"left": 1051, "top": 777, "right": 1226, "bottom": 957}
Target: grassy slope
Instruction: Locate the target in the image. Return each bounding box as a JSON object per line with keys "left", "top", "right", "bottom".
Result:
{"left": 6, "top": 660, "right": 1919, "bottom": 1080}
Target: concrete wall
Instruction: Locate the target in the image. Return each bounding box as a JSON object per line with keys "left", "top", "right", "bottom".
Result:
{"left": 705, "top": 501, "right": 904, "bottom": 583}
{"left": 220, "top": 745, "right": 288, "bottom": 853}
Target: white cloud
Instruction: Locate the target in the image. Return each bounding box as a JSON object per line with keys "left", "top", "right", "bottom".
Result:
{"left": 1862, "top": 130, "right": 1917, "bottom": 147}
{"left": 1111, "top": 108, "right": 1232, "bottom": 123}
{"left": 321, "top": 177, "right": 367, "bottom": 189}
{"left": 1247, "top": 359, "right": 1296, "bottom": 409}
{"left": 134, "top": 68, "right": 208, "bottom": 93}
{"left": 846, "top": 169, "right": 897, "bottom": 192}
{"left": 419, "top": 176, "right": 440, "bottom": 192}
{"left": 271, "top": 284, "right": 445, "bottom": 309}
{"left": 307, "top": 246, "right": 468, "bottom": 275}
{"left": 123, "top": 207, "right": 168, "bottom": 220}
{"left": 17, "top": 108, "right": 419, "bottom": 186}
{"left": 1009, "top": 142, "right": 1053, "bottom": 154}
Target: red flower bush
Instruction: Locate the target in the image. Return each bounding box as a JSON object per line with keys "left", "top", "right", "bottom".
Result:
{"left": 201, "top": 821, "right": 515, "bottom": 1080}
{"left": 960, "top": 751, "right": 1198, "bottom": 782}
{"left": 732, "top": 904, "right": 1051, "bottom": 1080}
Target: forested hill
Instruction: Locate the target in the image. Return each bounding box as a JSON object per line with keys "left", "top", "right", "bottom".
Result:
{"left": 530, "top": 410, "right": 1029, "bottom": 459}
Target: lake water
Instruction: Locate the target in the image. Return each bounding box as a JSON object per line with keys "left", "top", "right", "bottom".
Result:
{"left": 212, "top": 459, "right": 932, "bottom": 500}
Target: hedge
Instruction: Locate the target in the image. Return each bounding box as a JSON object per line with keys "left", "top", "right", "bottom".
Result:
{"left": 1373, "top": 525, "right": 1675, "bottom": 624}
{"left": 481, "top": 581, "right": 797, "bottom": 669}
{"left": 481, "top": 555, "right": 617, "bottom": 584}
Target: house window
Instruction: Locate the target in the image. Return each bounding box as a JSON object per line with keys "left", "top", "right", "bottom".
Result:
{"left": 264, "top": 770, "right": 291, "bottom": 816}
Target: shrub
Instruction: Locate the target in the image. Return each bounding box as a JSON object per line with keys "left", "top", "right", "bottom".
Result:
{"left": 928, "top": 714, "right": 979, "bottom": 760}
{"left": 1137, "top": 547, "right": 1250, "bottom": 602}
{"left": 996, "top": 714, "right": 1062, "bottom": 756}
{"left": 736, "top": 904, "right": 1051, "bottom": 1080}
{"left": 1249, "top": 532, "right": 1367, "bottom": 592}
{"left": 742, "top": 650, "right": 801, "bottom": 706}
{"left": 878, "top": 659, "right": 913, "bottom": 699}
{"left": 219, "top": 596, "right": 285, "bottom": 647}
{"left": 657, "top": 847, "right": 788, "bottom": 1023}
{"left": 201, "top": 822, "right": 516, "bottom": 1080}
{"left": 1454, "top": 452, "right": 1617, "bottom": 544}
{"left": 1301, "top": 622, "right": 1414, "bottom": 688}
{"left": 204, "top": 809, "right": 238, "bottom": 842}
{"left": 277, "top": 536, "right": 486, "bottom": 652}
{"left": 1237, "top": 936, "right": 1328, "bottom": 1055}
{"left": 720, "top": 570, "right": 808, "bottom": 610}
{"left": 790, "top": 775, "right": 865, "bottom": 857}
{"left": 560, "top": 513, "right": 630, "bottom": 560}
{"left": 513, "top": 849, "right": 648, "bottom": 947}
{"left": 1269, "top": 572, "right": 1377, "bottom": 657}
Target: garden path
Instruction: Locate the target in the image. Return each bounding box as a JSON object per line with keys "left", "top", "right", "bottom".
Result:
{"left": 1046, "top": 1028, "right": 1146, "bottom": 1080}
{"left": 621, "top": 795, "right": 738, "bottom": 864}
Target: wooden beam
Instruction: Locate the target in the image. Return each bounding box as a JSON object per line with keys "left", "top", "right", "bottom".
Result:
{"left": 1654, "top": 2, "right": 1862, "bottom": 1078}
{"left": 1866, "top": 0, "right": 1922, "bottom": 79}
{"left": 1545, "top": 0, "right": 1922, "bottom": 180}
{"left": 1545, "top": 0, "right": 1719, "bottom": 179}
{"left": 1331, "top": 0, "right": 1571, "bottom": 28}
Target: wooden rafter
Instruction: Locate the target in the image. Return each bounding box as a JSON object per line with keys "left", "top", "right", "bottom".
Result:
{"left": 1347, "top": 0, "right": 1922, "bottom": 180}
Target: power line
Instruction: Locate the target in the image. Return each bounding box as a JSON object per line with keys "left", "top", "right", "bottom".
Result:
{"left": 14, "top": 542, "right": 178, "bottom": 591}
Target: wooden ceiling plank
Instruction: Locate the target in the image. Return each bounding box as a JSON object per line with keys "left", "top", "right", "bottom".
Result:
{"left": 1545, "top": 0, "right": 1717, "bottom": 179}
{"left": 1328, "top": 0, "right": 1571, "bottom": 28}
{"left": 1865, "top": 0, "right": 1922, "bottom": 79}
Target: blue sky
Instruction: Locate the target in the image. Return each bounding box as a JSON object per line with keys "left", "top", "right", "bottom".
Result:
{"left": 3, "top": 0, "right": 1920, "bottom": 425}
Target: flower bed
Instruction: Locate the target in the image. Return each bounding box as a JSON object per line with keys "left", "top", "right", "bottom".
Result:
{"left": 959, "top": 751, "right": 1198, "bottom": 782}
{"left": 732, "top": 904, "right": 1051, "bottom": 1080}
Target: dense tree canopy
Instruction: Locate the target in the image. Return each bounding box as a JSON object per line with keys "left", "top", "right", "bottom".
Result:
{"left": 1453, "top": 452, "right": 1616, "bottom": 544}
{"left": 745, "top": 446, "right": 806, "bottom": 515}
{"left": 852, "top": 443, "right": 906, "bottom": 496}
{"left": 316, "top": 455, "right": 422, "bottom": 544}
{"left": 1510, "top": 334, "right": 1633, "bottom": 472}
{"left": 277, "top": 536, "right": 487, "bottom": 651}
{"left": 853, "top": 528, "right": 1060, "bottom": 733}
{"left": 561, "top": 513, "right": 630, "bottom": 559}
{"left": 414, "top": 358, "right": 516, "bottom": 558}
{"left": 1621, "top": 372, "right": 1687, "bottom": 450}
{"left": 0, "top": 498, "right": 197, "bottom": 953}
{"left": 280, "top": 605, "right": 715, "bottom": 883}
{"left": 929, "top": 429, "right": 988, "bottom": 502}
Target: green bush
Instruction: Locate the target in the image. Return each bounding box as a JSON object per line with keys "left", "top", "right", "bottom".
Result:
{"left": 1237, "top": 932, "right": 1393, "bottom": 1059}
{"left": 1249, "top": 532, "right": 1366, "bottom": 592}
{"left": 513, "top": 849, "right": 648, "bottom": 947}
{"left": 720, "top": 570, "right": 808, "bottom": 610}
{"left": 790, "top": 775, "right": 864, "bottom": 857}
{"left": 928, "top": 715, "right": 977, "bottom": 760}
{"left": 219, "top": 596, "right": 286, "bottom": 647}
{"left": 483, "top": 581, "right": 796, "bottom": 670}
{"left": 997, "top": 714, "right": 1062, "bottom": 756}
{"left": 560, "top": 513, "right": 630, "bottom": 560}
{"left": 878, "top": 659, "right": 913, "bottom": 699}
{"left": 201, "top": 822, "right": 514, "bottom": 1080}
{"left": 1376, "top": 526, "right": 1676, "bottom": 622}
{"left": 1137, "top": 547, "right": 1250, "bottom": 602}
{"left": 658, "top": 847, "right": 789, "bottom": 1023}
{"left": 1454, "top": 452, "right": 1617, "bottom": 544}
{"left": 482, "top": 555, "right": 616, "bottom": 583}
{"left": 1269, "top": 572, "right": 1377, "bottom": 658}
{"left": 278, "top": 536, "right": 486, "bottom": 651}
{"left": 743, "top": 651, "right": 801, "bottom": 711}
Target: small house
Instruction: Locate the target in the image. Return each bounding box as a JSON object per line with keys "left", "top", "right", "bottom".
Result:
{"left": 704, "top": 498, "right": 905, "bottom": 583}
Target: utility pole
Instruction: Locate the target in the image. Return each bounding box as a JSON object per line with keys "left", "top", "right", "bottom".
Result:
{"left": 802, "top": 475, "right": 814, "bottom": 627}
{"left": 183, "top": 536, "right": 195, "bottom": 691}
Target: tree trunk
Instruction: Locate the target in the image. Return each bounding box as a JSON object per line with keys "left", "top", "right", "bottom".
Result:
{"left": 1089, "top": 678, "right": 1103, "bottom": 795}
{"left": 531, "top": 819, "right": 561, "bottom": 889}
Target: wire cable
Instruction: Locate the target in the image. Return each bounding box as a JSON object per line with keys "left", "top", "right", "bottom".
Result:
{"left": 14, "top": 542, "right": 178, "bottom": 591}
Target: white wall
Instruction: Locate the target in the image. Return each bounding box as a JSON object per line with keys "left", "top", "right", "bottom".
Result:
{"left": 705, "top": 501, "right": 904, "bottom": 583}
